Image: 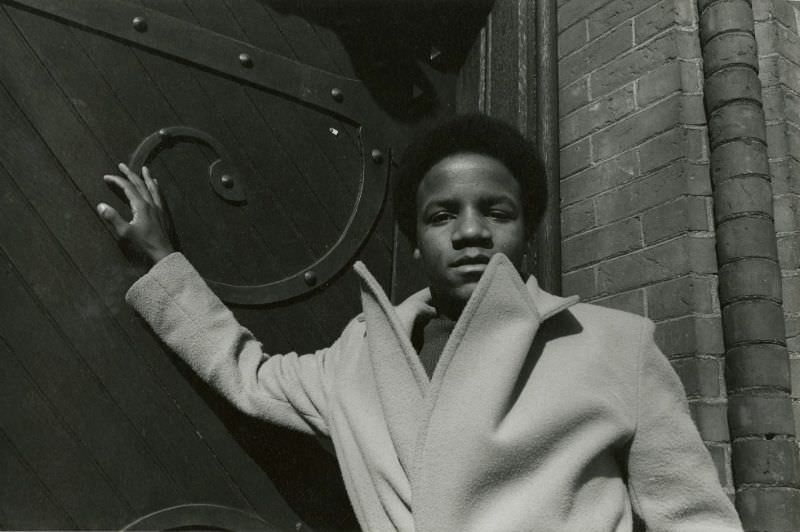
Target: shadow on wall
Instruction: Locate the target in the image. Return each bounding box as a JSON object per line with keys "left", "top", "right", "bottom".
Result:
{"left": 258, "top": 0, "right": 492, "bottom": 122}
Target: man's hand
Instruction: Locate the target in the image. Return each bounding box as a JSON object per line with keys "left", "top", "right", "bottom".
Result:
{"left": 97, "top": 163, "right": 175, "bottom": 264}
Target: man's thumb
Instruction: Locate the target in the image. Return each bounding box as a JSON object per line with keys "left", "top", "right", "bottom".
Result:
{"left": 97, "top": 203, "right": 128, "bottom": 237}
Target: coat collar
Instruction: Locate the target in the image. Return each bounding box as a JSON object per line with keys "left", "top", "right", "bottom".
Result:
{"left": 354, "top": 254, "right": 579, "bottom": 336}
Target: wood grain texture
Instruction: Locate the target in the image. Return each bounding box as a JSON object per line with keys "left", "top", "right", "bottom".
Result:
{"left": 0, "top": 132, "right": 256, "bottom": 512}
{"left": 0, "top": 274, "right": 132, "bottom": 527}
{"left": 0, "top": 13, "right": 302, "bottom": 526}
{"left": 0, "top": 400, "right": 75, "bottom": 528}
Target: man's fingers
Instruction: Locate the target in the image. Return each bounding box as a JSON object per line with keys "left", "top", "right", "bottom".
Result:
{"left": 142, "top": 166, "right": 163, "bottom": 210}
{"left": 103, "top": 174, "right": 144, "bottom": 212}
{"left": 118, "top": 162, "right": 153, "bottom": 203}
{"left": 96, "top": 203, "right": 129, "bottom": 237}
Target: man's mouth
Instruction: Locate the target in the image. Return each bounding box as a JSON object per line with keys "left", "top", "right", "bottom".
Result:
{"left": 450, "top": 255, "right": 490, "bottom": 274}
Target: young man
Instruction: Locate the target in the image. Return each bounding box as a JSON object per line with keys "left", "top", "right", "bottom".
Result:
{"left": 98, "top": 114, "right": 742, "bottom": 531}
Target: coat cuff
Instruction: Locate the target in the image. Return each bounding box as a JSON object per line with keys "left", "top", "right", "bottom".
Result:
{"left": 125, "top": 252, "right": 221, "bottom": 325}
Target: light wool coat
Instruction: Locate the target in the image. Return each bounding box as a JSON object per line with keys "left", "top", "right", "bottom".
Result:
{"left": 127, "top": 252, "right": 742, "bottom": 532}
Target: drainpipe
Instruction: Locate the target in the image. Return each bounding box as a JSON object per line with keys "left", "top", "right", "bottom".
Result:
{"left": 698, "top": 0, "right": 800, "bottom": 530}
{"left": 535, "top": 0, "right": 561, "bottom": 294}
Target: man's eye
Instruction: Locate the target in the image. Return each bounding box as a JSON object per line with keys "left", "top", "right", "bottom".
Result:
{"left": 429, "top": 212, "right": 454, "bottom": 224}
{"left": 490, "top": 210, "right": 512, "bottom": 220}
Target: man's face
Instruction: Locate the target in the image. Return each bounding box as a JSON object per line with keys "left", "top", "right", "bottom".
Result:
{"left": 414, "top": 152, "right": 527, "bottom": 310}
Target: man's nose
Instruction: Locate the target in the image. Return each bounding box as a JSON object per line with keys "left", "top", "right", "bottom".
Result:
{"left": 452, "top": 213, "right": 491, "bottom": 248}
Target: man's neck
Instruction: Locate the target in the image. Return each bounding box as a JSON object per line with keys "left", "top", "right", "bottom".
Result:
{"left": 430, "top": 293, "right": 465, "bottom": 322}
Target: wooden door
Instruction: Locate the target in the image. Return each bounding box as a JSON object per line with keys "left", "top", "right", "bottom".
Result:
{"left": 0, "top": 0, "right": 484, "bottom": 529}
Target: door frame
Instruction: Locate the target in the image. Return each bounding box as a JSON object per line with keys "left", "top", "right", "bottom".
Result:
{"left": 456, "top": 0, "right": 561, "bottom": 294}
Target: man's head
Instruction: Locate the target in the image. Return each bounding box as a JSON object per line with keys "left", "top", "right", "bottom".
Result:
{"left": 393, "top": 114, "right": 546, "bottom": 315}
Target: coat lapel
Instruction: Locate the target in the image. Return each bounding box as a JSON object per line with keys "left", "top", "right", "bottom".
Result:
{"left": 353, "top": 255, "right": 579, "bottom": 525}
{"left": 354, "top": 261, "right": 433, "bottom": 474}
{"left": 409, "top": 255, "right": 578, "bottom": 529}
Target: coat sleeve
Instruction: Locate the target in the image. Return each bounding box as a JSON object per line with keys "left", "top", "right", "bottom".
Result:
{"left": 125, "top": 252, "right": 339, "bottom": 437}
{"left": 627, "top": 319, "right": 743, "bottom": 531}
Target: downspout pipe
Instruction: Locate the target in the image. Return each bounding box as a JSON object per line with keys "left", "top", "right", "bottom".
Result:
{"left": 535, "top": 0, "right": 561, "bottom": 294}
{"left": 697, "top": 0, "right": 800, "bottom": 529}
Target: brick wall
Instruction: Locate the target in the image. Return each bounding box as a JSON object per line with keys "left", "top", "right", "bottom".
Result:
{"left": 557, "top": 0, "right": 735, "bottom": 492}
{"left": 754, "top": 0, "right": 800, "bottom": 458}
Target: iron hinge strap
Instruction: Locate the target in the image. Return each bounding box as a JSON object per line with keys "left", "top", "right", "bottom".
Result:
{"left": 2, "top": 0, "right": 369, "bottom": 122}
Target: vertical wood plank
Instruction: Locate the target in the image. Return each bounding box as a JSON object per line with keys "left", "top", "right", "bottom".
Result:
{"left": 0, "top": 227, "right": 183, "bottom": 516}
{"left": 486, "top": 1, "right": 521, "bottom": 124}
{"left": 0, "top": 426, "right": 75, "bottom": 528}
{"left": 456, "top": 25, "right": 487, "bottom": 115}
{"left": 0, "top": 89, "right": 303, "bottom": 528}
{"left": 0, "top": 157, "right": 254, "bottom": 510}
{"left": 0, "top": 307, "right": 132, "bottom": 528}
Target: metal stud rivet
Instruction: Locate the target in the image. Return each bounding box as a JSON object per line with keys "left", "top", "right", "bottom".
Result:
{"left": 238, "top": 53, "right": 253, "bottom": 68}
{"left": 330, "top": 87, "right": 343, "bottom": 102}
{"left": 303, "top": 271, "right": 317, "bottom": 286}
{"left": 370, "top": 149, "right": 384, "bottom": 164}
{"left": 220, "top": 175, "right": 234, "bottom": 189}
{"left": 132, "top": 16, "right": 147, "bottom": 32}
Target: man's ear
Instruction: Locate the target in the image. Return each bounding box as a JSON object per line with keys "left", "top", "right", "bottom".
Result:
{"left": 412, "top": 248, "right": 421, "bottom": 260}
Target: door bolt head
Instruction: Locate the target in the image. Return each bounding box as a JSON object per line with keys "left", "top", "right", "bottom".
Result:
{"left": 303, "top": 271, "right": 317, "bottom": 286}
{"left": 132, "top": 16, "right": 147, "bottom": 32}
{"left": 370, "top": 149, "right": 384, "bottom": 164}
{"left": 330, "top": 88, "right": 344, "bottom": 102}
{"left": 238, "top": 53, "right": 253, "bottom": 68}
{"left": 220, "top": 175, "right": 234, "bottom": 189}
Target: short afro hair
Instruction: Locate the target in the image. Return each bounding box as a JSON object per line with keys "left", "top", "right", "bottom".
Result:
{"left": 393, "top": 113, "right": 546, "bottom": 247}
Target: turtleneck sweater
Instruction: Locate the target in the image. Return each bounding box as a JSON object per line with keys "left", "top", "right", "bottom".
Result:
{"left": 411, "top": 315, "right": 456, "bottom": 378}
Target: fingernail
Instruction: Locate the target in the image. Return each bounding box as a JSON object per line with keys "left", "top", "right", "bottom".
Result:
{"left": 118, "top": 162, "right": 127, "bottom": 169}
{"left": 97, "top": 203, "right": 107, "bottom": 214}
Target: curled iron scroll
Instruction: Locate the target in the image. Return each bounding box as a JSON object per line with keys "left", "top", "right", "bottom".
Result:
{"left": 130, "top": 126, "right": 247, "bottom": 205}
{"left": 129, "top": 125, "right": 388, "bottom": 305}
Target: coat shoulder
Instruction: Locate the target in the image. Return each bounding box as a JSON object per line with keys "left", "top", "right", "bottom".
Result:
{"left": 552, "top": 302, "right": 655, "bottom": 363}
{"left": 567, "top": 301, "right": 654, "bottom": 335}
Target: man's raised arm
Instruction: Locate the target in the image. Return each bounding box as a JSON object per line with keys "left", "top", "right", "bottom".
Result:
{"left": 97, "top": 164, "right": 337, "bottom": 436}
